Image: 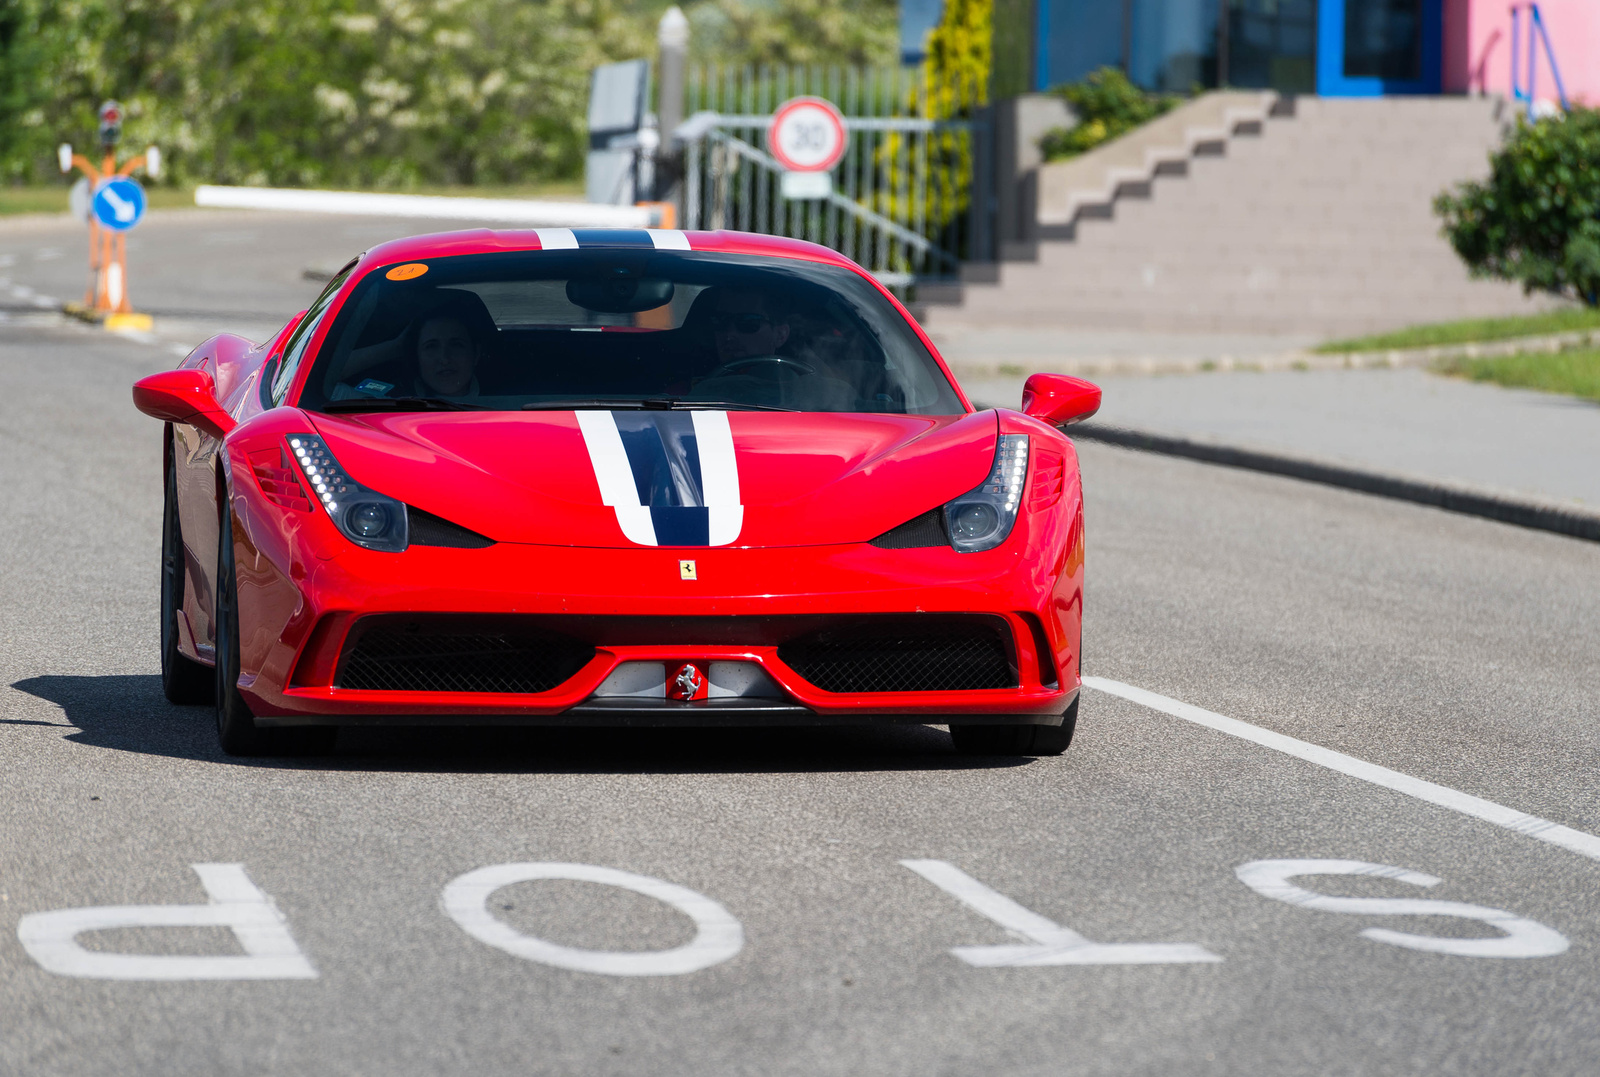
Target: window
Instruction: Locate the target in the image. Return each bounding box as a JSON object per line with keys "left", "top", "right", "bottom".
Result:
{"left": 296, "top": 250, "right": 965, "bottom": 416}
{"left": 270, "top": 266, "right": 353, "bottom": 406}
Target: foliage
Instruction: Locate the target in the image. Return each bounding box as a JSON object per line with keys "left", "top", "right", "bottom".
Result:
{"left": 1434, "top": 346, "right": 1600, "bottom": 403}
{"left": 1037, "top": 67, "right": 1181, "bottom": 162}
{"left": 873, "top": 0, "right": 990, "bottom": 255}
{"left": 988, "top": 0, "right": 1032, "bottom": 100}
{"left": 686, "top": 0, "right": 896, "bottom": 68}
{"left": 0, "top": 0, "right": 889, "bottom": 188}
{"left": 1435, "top": 108, "right": 1600, "bottom": 306}
{"left": 1315, "top": 307, "right": 1600, "bottom": 353}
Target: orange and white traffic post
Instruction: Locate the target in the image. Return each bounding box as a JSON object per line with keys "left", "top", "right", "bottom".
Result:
{"left": 59, "top": 100, "right": 159, "bottom": 327}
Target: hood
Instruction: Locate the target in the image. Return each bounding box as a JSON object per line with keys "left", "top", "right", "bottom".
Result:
{"left": 308, "top": 409, "right": 998, "bottom": 548}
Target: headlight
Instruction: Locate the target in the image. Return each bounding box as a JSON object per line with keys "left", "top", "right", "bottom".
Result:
{"left": 287, "top": 434, "right": 409, "bottom": 552}
{"left": 943, "top": 434, "right": 1028, "bottom": 553}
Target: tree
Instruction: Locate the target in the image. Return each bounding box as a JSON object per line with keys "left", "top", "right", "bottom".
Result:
{"left": 1435, "top": 109, "right": 1600, "bottom": 306}
{"left": 685, "top": 0, "right": 896, "bottom": 69}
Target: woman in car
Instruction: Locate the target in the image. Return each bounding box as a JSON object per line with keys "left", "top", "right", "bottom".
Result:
{"left": 330, "top": 292, "right": 494, "bottom": 401}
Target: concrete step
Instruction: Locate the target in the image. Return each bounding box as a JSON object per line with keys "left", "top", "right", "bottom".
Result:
{"left": 928, "top": 95, "right": 1545, "bottom": 338}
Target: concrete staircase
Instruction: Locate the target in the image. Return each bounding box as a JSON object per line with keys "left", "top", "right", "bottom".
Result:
{"left": 925, "top": 96, "right": 1554, "bottom": 345}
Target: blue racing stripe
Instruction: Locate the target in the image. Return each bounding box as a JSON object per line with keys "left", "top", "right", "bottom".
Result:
{"left": 570, "top": 229, "right": 655, "bottom": 249}
{"left": 649, "top": 507, "right": 712, "bottom": 546}
{"left": 612, "top": 412, "right": 704, "bottom": 508}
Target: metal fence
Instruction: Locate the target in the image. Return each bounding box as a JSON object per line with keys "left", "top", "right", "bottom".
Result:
{"left": 678, "top": 65, "right": 992, "bottom": 290}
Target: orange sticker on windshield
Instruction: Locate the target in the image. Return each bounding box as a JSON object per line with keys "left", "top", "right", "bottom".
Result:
{"left": 385, "top": 263, "right": 429, "bottom": 281}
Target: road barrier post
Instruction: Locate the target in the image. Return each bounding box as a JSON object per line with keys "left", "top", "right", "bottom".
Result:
{"left": 58, "top": 100, "right": 158, "bottom": 330}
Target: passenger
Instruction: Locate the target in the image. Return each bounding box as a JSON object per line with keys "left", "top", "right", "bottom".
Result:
{"left": 332, "top": 293, "right": 490, "bottom": 400}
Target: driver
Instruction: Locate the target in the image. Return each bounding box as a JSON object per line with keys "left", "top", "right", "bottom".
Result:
{"left": 691, "top": 287, "right": 858, "bottom": 410}
{"left": 709, "top": 289, "right": 790, "bottom": 363}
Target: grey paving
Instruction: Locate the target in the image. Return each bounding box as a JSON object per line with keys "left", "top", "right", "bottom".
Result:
{"left": 964, "top": 366, "right": 1600, "bottom": 510}
{"left": 0, "top": 208, "right": 485, "bottom": 348}
{"left": 2, "top": 207, "right": 1600, "bottom": 1075}
{"left": 3, "top": 299, "right": 1600, "bottom": 1075}
{"left": 927, "top": 324, "right": 1320, "bottom": 377}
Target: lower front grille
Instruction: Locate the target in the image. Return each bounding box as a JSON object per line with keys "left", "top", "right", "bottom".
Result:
{"left": 778, "top": 617, "right": 1016, "bottom": 693}
{"left": 337, "top": 618, "right": 595, "bottom": 694}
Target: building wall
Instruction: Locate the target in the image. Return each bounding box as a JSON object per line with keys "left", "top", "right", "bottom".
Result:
{"left": 1445, "top": 0, "right": 1600, "bottom": 104}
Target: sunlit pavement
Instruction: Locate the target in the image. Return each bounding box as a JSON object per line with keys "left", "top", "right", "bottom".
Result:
{"left": 1, "top": 215, "right": 1598, "bottom": 1075}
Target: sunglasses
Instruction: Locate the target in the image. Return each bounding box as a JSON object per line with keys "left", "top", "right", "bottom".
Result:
{"left": 710, "top": 313, "right": 773, "bottom": 334}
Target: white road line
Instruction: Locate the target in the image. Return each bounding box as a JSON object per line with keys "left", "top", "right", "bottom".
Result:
{"left": 1084, "top": 676, "right": 1600, "bottom": 865}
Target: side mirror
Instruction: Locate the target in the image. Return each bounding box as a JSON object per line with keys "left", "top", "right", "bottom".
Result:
{"left": 1021, "top": 373, "right": 1102, "bottom": 426}
{"left": 132, "top": 369, "right": 237, "bottom": 440}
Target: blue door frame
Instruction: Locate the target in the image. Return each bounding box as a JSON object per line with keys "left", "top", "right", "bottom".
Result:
{"left": 1317, "top": 0, "right": 1443, "bottom": 96}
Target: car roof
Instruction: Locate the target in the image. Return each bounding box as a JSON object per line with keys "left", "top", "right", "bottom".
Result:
{"left": 355, "top": 229, "right": 862, "bottom": 277}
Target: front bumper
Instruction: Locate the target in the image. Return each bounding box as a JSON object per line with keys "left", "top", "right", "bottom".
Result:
{"left": 233, "top": 519, "right": 1084, "bottom": 727}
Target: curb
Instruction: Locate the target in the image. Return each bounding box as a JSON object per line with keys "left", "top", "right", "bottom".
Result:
{"left": 1071, "top": 422, "right": 1600, "bottom": 544}
{"left": 1317, "top": 327, "right": 1600, "bottom": 370}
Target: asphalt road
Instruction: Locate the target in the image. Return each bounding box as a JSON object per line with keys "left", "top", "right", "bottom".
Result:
{"left": 2, "top": 211, "right": 1599, "bottom": 1076}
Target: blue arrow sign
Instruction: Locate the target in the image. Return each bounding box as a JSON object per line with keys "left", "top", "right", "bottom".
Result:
{"left": 92, "top": 177, "right": 146, "bottom": 232}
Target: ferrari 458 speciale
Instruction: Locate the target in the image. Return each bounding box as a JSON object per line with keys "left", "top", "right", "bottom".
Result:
{"left": 133, "top": 228, "right": 1100, "bottom": 756}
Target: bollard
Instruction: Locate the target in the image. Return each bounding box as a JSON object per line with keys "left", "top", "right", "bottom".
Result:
{"left": 58, "top": 100, "right": 157, "bottom": 330}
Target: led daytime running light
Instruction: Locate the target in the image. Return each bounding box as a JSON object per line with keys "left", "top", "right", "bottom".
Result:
{"left": 286, "top": 434, "right": 408, "bottom": 552}
{"left": 943, "top": 434, "right": 1029, "bottom": 553}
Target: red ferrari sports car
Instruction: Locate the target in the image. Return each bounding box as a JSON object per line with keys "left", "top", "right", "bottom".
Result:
{"left": 133, "top": 228, "right": 1100, "bottom": 756}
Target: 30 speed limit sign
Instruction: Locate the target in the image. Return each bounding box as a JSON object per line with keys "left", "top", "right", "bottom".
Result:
{"left": 767, "top": 97, "right": 848, "bottom": 173}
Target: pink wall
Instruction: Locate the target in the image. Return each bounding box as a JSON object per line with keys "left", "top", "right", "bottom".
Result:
{"left": 1445, "top": 0, "right": 1600, "bottom": 104}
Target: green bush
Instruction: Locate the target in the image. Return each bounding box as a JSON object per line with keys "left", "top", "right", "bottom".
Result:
{"left": 1038, "top": 67, "right": 1180, "bottom": 162}
{"left": 1435, "top": 108, "right": 1600, "bottom": 307}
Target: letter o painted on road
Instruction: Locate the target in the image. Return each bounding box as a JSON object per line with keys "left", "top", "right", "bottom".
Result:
{"left": 441, "top": 862, "right": 744, "bottom": 976}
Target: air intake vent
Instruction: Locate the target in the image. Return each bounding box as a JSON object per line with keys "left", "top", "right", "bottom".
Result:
{"left": 869, "top": 509, "right": 947, "bottom": 550}
{"left": 778, "top": 617, "right": 1016, "bottom": 693}
{"left": 337, "top": 618, "right": 594, "bottom": 693}
{"left": 406, "top": 507, "right": 494, "bottom": 548}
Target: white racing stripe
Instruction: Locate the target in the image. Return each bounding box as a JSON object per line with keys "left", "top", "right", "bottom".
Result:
{"left": 535, "top": 227, "right": 579, "bottom": 250}
{"left": 575, "top": 411, "right": 657, "bottom": 546}
{"left": 537, "top": 227, "right": 582, "bottom": 249}
{"left": 1085, "top": 676, "right": 1600, "bottom": 864}
{"left": 691, "top": 410, "right": 744, "bottom": 546}
{"left": 649, "top": 229, "right": 692, "bottom": 251}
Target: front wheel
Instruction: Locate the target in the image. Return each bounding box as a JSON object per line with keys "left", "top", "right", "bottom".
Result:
{"left": 161, "top": 454, "right": 213, "bottom": 705}
{"left": 214, "top": 501, "right": 336, "bottom": 757}
{"left": 950, "top": 698, "right": 1078, "bottom": 757}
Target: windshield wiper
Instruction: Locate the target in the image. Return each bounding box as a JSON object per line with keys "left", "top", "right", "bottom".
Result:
{"left": 670, "top": 399, "right": 796, "bottom": 412}
{"left": 520, "top": 398, "right": 795, "bottom": 413}
{"left": 322, "top": 397, "right": 485, "bottom": 413}
{"left": 521, "top": 399, "right": 675, "bottom": 411}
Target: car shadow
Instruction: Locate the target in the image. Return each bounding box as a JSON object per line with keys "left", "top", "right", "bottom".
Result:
{"left": 10, "top": 674, "right": 1034, "bottom": 775}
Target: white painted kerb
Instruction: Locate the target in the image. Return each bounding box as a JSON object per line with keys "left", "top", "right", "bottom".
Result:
{"left": 194, "top": 185, "right": 657, "bottom": 227}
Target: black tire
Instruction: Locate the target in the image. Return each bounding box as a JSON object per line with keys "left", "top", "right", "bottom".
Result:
{"left": 950, "top": 698, "right": 1078, "bottom": 757}
{"left": 215, "top": 502, "right": 337, "bottom": 757}
{"left": 161, "top": 452, "right": 214, "bottom": 705}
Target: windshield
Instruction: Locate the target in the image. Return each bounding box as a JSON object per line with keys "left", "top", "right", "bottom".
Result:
{"left": 296, "top": 249, "right": 965, "bottom": 415}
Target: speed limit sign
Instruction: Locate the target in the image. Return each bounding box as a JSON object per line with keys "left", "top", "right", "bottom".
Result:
{"left": 768, "top": 97, "right": 848, "bottom": 173}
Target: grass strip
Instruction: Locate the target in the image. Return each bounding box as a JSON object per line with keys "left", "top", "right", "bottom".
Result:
{"left": 1317, "top": 308, "right": 1600, "bottom": 353}
{"left": 0, "top": 181, "right": 584, "bottom": 218}
{"left": 1434, "top": 347, "right": 1600, "bottom": 403}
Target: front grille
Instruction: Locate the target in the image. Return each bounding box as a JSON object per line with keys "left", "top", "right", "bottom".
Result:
{"left": 778, "top": 617, "right": 1016, "bottom": 693}
{"left": 337, "top": 618, "right": 595, "bottom": 693}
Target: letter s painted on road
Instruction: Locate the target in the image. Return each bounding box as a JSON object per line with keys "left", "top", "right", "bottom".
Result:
{"left": 1235, "top": 859, "right": 1569, "bottom": 959}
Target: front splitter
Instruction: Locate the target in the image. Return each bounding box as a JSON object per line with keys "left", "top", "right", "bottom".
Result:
{"left": 255, "top": 690, "right": 1076, "bottom": 728}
